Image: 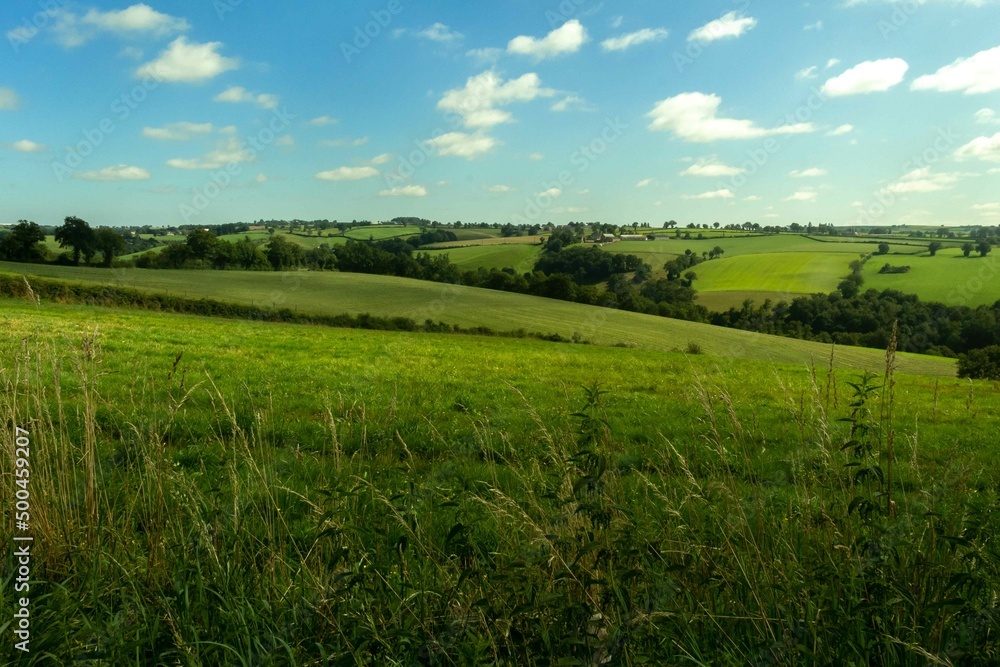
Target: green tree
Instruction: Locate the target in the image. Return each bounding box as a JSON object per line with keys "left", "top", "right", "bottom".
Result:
{"left": 977, "top": 240, "right": 992, "bottom": 257}
{"left": 94, "top": 228, "right": 126, "bottom": 267}
{"left": 232, "top": 237, "right": 270, "bottom": 270}
{"left": 55, "top": 216, "right": 96, "bottom": 265}
{"left": 927, "top": 241, "right": 942, "bottom": 256}
{"left": 186, "top": 229, "right": 219, "bottom": 261}
{"left": 877, "top": 242, "right": 890, "bottom": 255}
{"left": 0, "top": 220, "right": 47, "bottom": 263}
{"left": 265, "top": 235, "right": 303, "bottom": 270}
{"left": 962, "top": 242, "right": 974, "bottom": 257}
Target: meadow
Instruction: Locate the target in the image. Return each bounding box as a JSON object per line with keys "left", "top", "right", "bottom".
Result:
{"left": 0, "top": 298, "right": 997, "bottom": 664}
{"left": 864, "top": 247, "right": 1000, "bottom": 307}
{"left": 0, "top": 261, "right": 954, "bottom": 375}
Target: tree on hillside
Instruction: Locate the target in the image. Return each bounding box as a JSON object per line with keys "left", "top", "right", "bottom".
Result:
{"left": 928, "top": 241, "right": 942, "bottom": 256}
{"left": 232, "top": 237, "right": 270, "bottom": 270}
{"left": 877, "top": 242, "right": 890, "bottom": 255}
{"left": 709, "top": 246, "right": 725, "bottom": 260}
{"left": 962, "top": 242, "right": 975, "bottom": 257}
{"left": 186, "top": 229, "right": 219, "bottom": 261}
{"left": 94, "top": 228, "right": 126, "bottom": 267}
{"left": 977, "top": 240, "right": 992, "bottom": 258}
{"left": 265, "top": 235, "right": 302, "bottom": 270}
{"left": 55, "top": 216, "right": 97, "bottom": 265}
{"left": 0, "top": 220, "right": 47, "bottom": 263}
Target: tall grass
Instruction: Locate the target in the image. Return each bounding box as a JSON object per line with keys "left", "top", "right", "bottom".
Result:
{"left": 1, "top": 330, "right": 998, "bottom": 665}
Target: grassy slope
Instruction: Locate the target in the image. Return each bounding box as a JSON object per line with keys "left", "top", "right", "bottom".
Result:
{"left": 0, "top": 261, "right": 954, "bottom": 375}
{"left": 864, "top": 247, "right": 1000, "bottom": 306}
{"left": 422, "top": 244, "right": 543, "bottom": 273}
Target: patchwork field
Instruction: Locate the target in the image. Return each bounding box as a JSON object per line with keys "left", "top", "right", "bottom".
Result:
{"left": 422, "top": 244, "right": 543, "bottom": 273}
{"left": 864, "top": 247, "right": 1000, "bottom": 307}
{"left": 692, "top": 252, "right": 856, "bottom": 308}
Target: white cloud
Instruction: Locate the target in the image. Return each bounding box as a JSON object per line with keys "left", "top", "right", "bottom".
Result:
{"left": 681, "top": 157, "right": 743, "bottom": 177}
{"left": 438, "top": 70, "right": 554, "bottom": 129}
{"left": 827, "top": 124, "right": 854, "bottom": 136}
{"left": 418, "top": 23, "right": 462, "bottom": 42}
{"left": 611, "top": 16, "right": 624, "bottom": 29}
{"left": 214, "top": 86, "right": 278, "bottom": 109}
{"left": 636, "top": 178, "right": 653, "bottom": 188}
{"left": 489, "top": 184, "right": 514, "bottom": 193}
{"left": 316, "top": 166, "right": 380, "bottom": 181}
{"left": 796, "top": 66, "right": 818, "bottom": 81}
{"left": 320, "top": 137, "right": 368, "bottom": 148}
{"left": 528, "top": 152, "right": 545, "bottom": 161}
{"left": 426, "top": 131, "right": 498, "bottom": 158}
{"left": 684, "top": 189, "right": 734, "bottom": 200}
{"left": 745, "top": 195, "right": 762, "bottom": 201}
{"left": 884, "top": 167, "right": 964, "bottom": 194}
{"left": 508, "top": 20, "right": 588, "bottom": 59}
{"left": 972, "top": 203, "right": 1000, "bottom": 211}
{"left": 688, "top": 12, "right": 758, "bottom": 43}
{"left": 76, "top": 164, "right": 151, "bottom": 181}
{"left": 368, "top": 153, "right": 393, "bottom": 166}
{"left": 136, "top": 37, "right": 238, "bottom": 83}
{"left": 647, "top": 92, "right": 815, "bottom": 142}
{"left": 380, "top": 185, "right": 427, "bottom": 197}
{"left": 83, "top": 4, "right": 189, "bottom": 37}
{"left": 804, "top": 21, "right": 823, "bottom": 31}
{"left": 955, "top": 132, "right": 1000, "bottom": 162}
{"left": 785, "top": 189, "right": 818, "bottom": 201}
{"left": 466, "top": 47, "right": 503, "bottom": 64}
{"left": 911, "top": 45, "right": 1000, "bottom": 94}
{"left": 309, "top": 115, "right": 338, "bottom": 126}
{"left": 166, "top": 137, "right": 253, "bottom": 170}
{"left": 538, "top": 187, "right": 562, "bottom": 198}
{"left": 601, "top": 28, "right": 669, "bottom": 52}
{"left": 826, "top": 58, "right": 841, "bottom": 68}
{"left": 0, "top": 88, "right": 20, "bottom": 110}
{"left": 142, "top": 121, "right": 213, "bottom": 141}
{"left": 976, "top": 109, "right": 999, "bottom": 124}
{"left": 11, "top": 140, "right": 45, "bottom": 153}
{"left": 551, "top": 95, "right": 590, "bottom": 112}
{"left": 275, "top": 135, "right": 295, "bottom": 147}
{"left": 119, "top": 46, "right": 144, "bottom": 60}
{"left": 255, "top": 173, "right": 268, "bottom": 183}
{"left": 790, "top": 167, "right": 828, "bottom": 178}
{"left": 821, "top": 58, "right": 909, "bottom": 96}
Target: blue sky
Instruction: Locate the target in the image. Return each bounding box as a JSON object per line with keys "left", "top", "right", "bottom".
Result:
{"left": 1, "top": 0, "right": 998, "bottom": 228}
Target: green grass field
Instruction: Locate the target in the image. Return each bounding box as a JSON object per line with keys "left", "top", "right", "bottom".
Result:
{"left": 422, "top": 244, "right": 543, "bottom": 273}
{"left": 343, "top": 225, "right": 419, "bottom": 241}
{"left": 864, "top": 247, "right": 1000, "bottom": 306}
{"left": 0, "top": 261, "right": 955, "bottom": 375}
{"left": 0, "top": 298, "right": 996, "bottom": 663}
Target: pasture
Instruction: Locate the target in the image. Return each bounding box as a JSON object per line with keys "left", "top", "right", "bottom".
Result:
{"left": 864, "top": 247, "right": 1000, "bottom": 307}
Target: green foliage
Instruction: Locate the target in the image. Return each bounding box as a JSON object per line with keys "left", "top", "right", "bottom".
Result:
{"left": 958, "top": 345, "right": 1000, "bottom": 380}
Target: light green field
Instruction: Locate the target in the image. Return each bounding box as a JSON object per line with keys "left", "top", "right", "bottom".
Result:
{"left": 694, "top": 251, "right": 852, "bottom": 296}
{"left": 864, "top": 247, "right": 1000, "bottom": 306}
{"left": 422, "top": 244, "right": 543, "bottom": 273}
{"left": 0, "top": 261, "right": 954, "bottom": 375}
{"left": 422, "top": 235, "right": 545, "bottom": 250}
{"left": 343, "top": 226, "right": 418, "bottom": 241}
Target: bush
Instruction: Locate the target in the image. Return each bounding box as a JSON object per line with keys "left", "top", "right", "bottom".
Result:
{"left": 958, "top": 345, "right": 1000, "bottom": 380}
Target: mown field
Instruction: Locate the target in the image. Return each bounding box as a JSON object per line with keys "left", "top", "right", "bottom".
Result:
{"left": 865, "top": 247, "right": 1000, "bottom": 307}
{"left": 0, "top": 261, "right": 954, "bottom": 375}
{"left": 0, "top": 298, "right": 997, "bottom": 664}
{"left": 422, "top": 244, "right": 543, "bottom": 273}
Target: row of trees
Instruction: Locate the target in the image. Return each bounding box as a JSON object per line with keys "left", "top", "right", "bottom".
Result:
{"left": 0, "top": 217, "right": 126, "bottom": 267}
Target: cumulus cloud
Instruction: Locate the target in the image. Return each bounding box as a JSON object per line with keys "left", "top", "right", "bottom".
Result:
{"left": 955, "top": 132, "right": 1000, "bottom": 162}
{"left": 636, "top": 178, "right": 653, "bottom": 188}
{"left": 883, "top": 167, "right": 964, "bottom": 194}
{"left": 647, "top": 92, "right": 815, "bottom": 142}
{"left": 508, "top": 20, "right": 588, "bottom": 59}
{"left": 821, "top": 59, "right": 909, "bottom": 96}
{"left": 83, "top": 4, "right": 189, "bottom": 37}
{"left": 827, "top": 124, "right": 854, "bottom": 136}
{"left": 368, "top": 153, "right": 393, "bottom": 166}
{"left": 688, "top": 12, "right": 757, "bottom": 43}
{"left": 136, "top": 37, "right": 238, "bottom": 83}
{"left": 11, "top": 140, "right": 45, "bottom": 153}
{"left": 379, "top": 185, "right": 427, "bottom": 197}
{"left": 796, "top": 66, "right": 819, "bottom": 81}
{"left": 418, "top": 23, "right": 463, "bottom": 42}
{"left": 142, "top": 122, "right": 213, "bottom": 141}
{"left": 438, "top": 70, "right": 554, "bottom": 129}
{"left": 683, "top": 189, "right": 734, "bottom": 200}
{"left": 426, "top": 131, "right": 498, "bottom": 158}
{"left": 76, "top": 164, "right": 151, "bottom": 181}
{"left": 166, "top": 137, "right": 253, "bottom": 169}
{"left": 466, "top": 47, "right": 503, "bottom": 65}
{"left": 214, "top": 86, "right": 278, "bottom": 109}
{"left": 551, "top": 95, "right": 590, "bottom": 112}
{"left": 681, "top": 157, "right": 743, "bottom": 177}
{"left": 976, "top": 109, "right": 999, "bottom": 124}
{"left": 911, "top": 45, "right": 1000, "bottom": 94}
{"left": 601, "top": 28, "right": 669, "bottom": 52}
{"left": 790, "top": 167, "right": 828, "bottom": 178}
{"left": 488, "top": 184, "right": 514, "bottom": 193}
{"left": 316, "top": 166, "right": 380, "bottom": 181}
{"left": 309, "top": 116, "right": 338, "bottom": 126}
{"left": 785, "top": 189, "right": 818, "bottom": 201}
